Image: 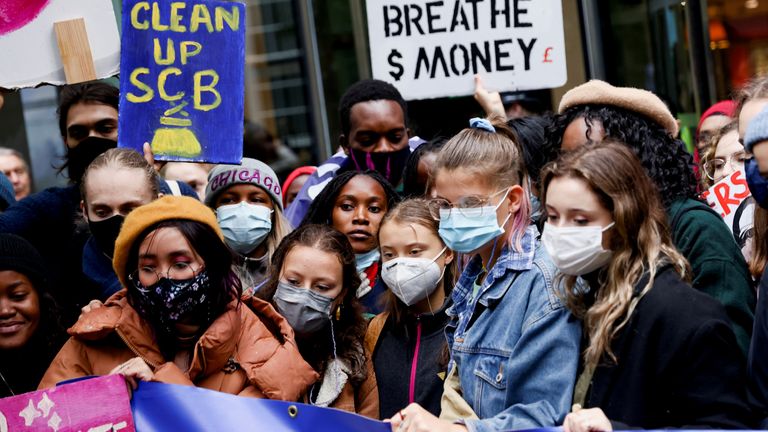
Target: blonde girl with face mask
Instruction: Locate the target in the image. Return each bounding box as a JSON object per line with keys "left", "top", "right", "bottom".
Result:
{"left": 388, "top": 117, "right": 581, "bottom": 432}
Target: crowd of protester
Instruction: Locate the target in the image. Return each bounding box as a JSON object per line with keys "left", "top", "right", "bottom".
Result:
{"left": 2, "top": 74, "right": 768, "bottom": 432}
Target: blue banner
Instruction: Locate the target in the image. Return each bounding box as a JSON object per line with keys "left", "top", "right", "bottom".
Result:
{"left": 131, "top": 381, "right": 391, "bottom": 432}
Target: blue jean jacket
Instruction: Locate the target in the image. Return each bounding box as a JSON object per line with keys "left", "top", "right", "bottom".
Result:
{"left": 446, "top": 226, "right": 581, "bottom": 432}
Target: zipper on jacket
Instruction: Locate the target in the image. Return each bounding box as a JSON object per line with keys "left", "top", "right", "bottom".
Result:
{"left": 408, "top": 316, "right": 423, "bottom": 404}
{"left": 116, "top": 328, "right": 159, "bottom": 369}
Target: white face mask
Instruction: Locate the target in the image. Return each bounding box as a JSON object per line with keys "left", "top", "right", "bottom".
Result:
{"left": 541, "top": 222, "right": 614, "bottom": 276}
{"left": 381, "top": 247, "right": 447, "bottom": 307}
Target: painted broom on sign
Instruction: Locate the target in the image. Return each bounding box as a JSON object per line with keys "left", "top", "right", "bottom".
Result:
{"left": 117, "top": 0, "right": 245, "bottom": 164}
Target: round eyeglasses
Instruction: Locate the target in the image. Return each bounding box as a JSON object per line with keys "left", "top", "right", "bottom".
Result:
{"left": 427, "top": 188, "right": 509, "bottom": 220}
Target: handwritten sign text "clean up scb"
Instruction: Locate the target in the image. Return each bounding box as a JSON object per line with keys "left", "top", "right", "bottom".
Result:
{"left": 118, "top": 0, "right": 245, "bottom": 164}
{"left": 366, "top": 0, "right": 566, "bottom": 100}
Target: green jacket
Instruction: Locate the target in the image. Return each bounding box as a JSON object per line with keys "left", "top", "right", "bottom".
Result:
{"left": 668, "top": 198, "right": 755, "bottom": 357}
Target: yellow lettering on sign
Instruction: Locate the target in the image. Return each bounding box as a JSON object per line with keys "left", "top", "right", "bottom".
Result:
{"left": 180, "top": 41, "right": 202, "bottom": 65}
{"left": 130, "top": 2, "right": 150, "bottom": 30}
{"left": 169, "top": 2, "right": 187, "bottom": 32}
{"left": 151, "top": 2, "right": 169, "bottom": 31}
{"left": 190, "top": 4, "right": 214, "bottom": 33}
{"left": 158, "top": 68, "right": 184, "bottom": 101}
{"left": 193, "top": 70, "right": 221, "bottom": 111}
{"left": 215, "top": 6, "right": 240, "bottom": 32}
{"left": 153, "top": 38, "right": 176, "bottom": 65}
{"left": 126, "top": 68, "right": 154, "bottom": 103}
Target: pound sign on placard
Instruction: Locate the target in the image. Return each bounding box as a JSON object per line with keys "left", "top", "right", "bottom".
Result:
{"left": 388, "top": 49, "right": 404, "bottom": 81}
{"left": 543, "top": 47, "right": 553, "bottom": 63}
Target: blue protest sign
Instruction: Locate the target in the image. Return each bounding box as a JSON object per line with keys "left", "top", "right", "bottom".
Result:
{"left": 118, "top": 0, "right": 245, "bottom": 164}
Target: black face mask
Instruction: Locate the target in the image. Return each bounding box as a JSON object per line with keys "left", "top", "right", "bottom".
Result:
{"left": 65, "top": 137, "right": 117, "bottom": 182}
{"left": 88, "top": 214, "right": 124, "bottom": 258}
{"left": 349, "top": 146, "right": 410, "bottom": 187}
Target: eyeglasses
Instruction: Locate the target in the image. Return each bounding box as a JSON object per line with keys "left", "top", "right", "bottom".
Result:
{"left": 703, "top": 151, "right": 752, "bottom": 181}
{"left": 427, "top": 188, "right": 509, "bottom": 220}
{"left": 129, "top": 262, "right": 200, "bottom": 288}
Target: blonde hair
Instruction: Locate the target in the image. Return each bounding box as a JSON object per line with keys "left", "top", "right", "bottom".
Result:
{"left": 433, "top": 116, "right": 530, "bottom": 251}
{"left": 80, "top": 148, "right": 159, "bottom": 201}
{"left": 735, "top": 75, "right": 768, "bottom": 117}
{"left": 541, "top": 141, "right": 689, "bottom": 369}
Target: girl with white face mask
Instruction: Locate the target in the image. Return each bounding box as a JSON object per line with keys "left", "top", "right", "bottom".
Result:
{"left": 204, "top": 158, "right": 292, "bottom": 294}
{"left": 388, "top": 118, "right": 581, "bottom": 432}
{"left": 363, "top": 198, "right": 455, "bottom": 419}
{"left": 542, "top": 142, "right": 753, "bottom": 431}
{"left": 255, "top": 224, "right": 378, "bottom": 417}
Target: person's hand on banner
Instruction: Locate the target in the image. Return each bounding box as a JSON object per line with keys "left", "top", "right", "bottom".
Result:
{"left": 473, "top": 75, "right": 505, "bottom": 119}
{"left": 143, "top": 142, "right": 167, "bottom": 172}
{"left": 387, "top": 403, "right": 467, "bottom": 432}
{"left": 563, "top": 405, "right": 613, "bottom": 432}
{"left": 111, "top": 357, "right": 155, "bottom": 392}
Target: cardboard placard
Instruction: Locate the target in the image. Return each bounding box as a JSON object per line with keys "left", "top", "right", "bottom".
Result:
{"left": 117, "top": 0, "right": 245, "bottom": 164}
{"left": 702, "top": 169, "right": 755, "bottom": 251}
{"left": 0, "top": 0, "right": 120, "bottom": 89}
{"left": 366, "top": 0, "right": 566, "bottom": 100}
{"left": 0, "top": 375, "right": 134, "bottom": 431}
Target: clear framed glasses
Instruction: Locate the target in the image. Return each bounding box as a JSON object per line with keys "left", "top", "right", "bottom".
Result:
{"left": 703, "top": 150, "right": 752, "bottom": 181}
{"left": 428, "top": 188, "right": 509, "bottom": 220}
{"left": 129, "top": 262, "right": 200, "bottom": 288}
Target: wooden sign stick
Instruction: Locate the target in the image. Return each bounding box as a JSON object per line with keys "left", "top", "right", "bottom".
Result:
{"left": 54, "top": 18, "right": 97, "bottom": 84}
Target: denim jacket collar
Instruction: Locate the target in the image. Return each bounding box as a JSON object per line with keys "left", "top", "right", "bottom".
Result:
{"left": 453, "top": 225, "right": 538, "bottom": 308}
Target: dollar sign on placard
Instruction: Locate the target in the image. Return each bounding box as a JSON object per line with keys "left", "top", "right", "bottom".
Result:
{"left": 388, "top": 49, "right": 404, "bottom": 81}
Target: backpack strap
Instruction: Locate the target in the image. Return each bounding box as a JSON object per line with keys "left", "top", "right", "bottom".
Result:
{"left": 364, "top": 311, "right": 389, "bottom": 356}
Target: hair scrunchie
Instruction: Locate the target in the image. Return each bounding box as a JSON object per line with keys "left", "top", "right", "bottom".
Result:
{"left": 469, "top": 117, "right": 496, "bottom": 133}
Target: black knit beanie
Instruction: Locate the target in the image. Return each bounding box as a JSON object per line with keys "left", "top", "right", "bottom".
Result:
{"left": 0, "top": 234, "right": 48, "bottom": 292}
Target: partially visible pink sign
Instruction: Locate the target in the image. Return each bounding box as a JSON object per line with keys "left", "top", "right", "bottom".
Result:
{"left": 0, "top": 0, "right": 51, "bottom": 35}
{"left": 0, "top": 375, "right": 134, "bottom": 432}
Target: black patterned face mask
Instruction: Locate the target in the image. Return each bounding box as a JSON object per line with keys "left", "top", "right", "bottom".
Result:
{"left": 129, "top": 270, "right": 213, "bottom": 337}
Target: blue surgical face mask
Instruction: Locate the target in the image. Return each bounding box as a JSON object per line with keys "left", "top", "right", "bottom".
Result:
{"left": 216, "top": 202, "right": 273, "bottom": 255}
{"left": 355, "top": 248, "right": 381, "bottom": 273}
{"left": 438, "top": 189, "right": 512, "bottom": 253}
{"left": 746, "top": 159, "right": 768, "bottom": 209}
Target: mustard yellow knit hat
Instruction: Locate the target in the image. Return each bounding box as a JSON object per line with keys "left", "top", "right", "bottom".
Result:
{"left": 113, "top": 196, "right": 223, "bottom": 288}
{"left": 558, "top": 80, "right": 679, "bottom": 137}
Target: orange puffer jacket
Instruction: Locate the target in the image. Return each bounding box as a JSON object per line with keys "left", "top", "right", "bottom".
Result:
{"left": 39, "top": 290, "right": 319, "bottom": 400}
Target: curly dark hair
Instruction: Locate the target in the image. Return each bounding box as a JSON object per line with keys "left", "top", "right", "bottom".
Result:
{"left": 257, "top": 224, "right": 368, "bottom": 384}
{"left": 402, "top": 137, "right": 448, "bottom": 198}
{"left": 300, "top": 169, "right": 401, "bottom": 227}
{"left": 547, "top": 105, "right": 698, "bottom": 207}
{"left": 338, "top": 79, "right": 408, "bottom": 138}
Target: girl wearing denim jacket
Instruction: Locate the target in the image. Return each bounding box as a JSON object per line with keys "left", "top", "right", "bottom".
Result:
{"left": 389, "top": 117, "right": 581, "bottom": 432}
{"left": 542, "top": 142, "right": 754, "bottom": 430}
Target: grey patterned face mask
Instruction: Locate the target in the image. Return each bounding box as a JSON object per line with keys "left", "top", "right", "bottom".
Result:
{"left": 274, "top": 282, "right": 333, "bottom": 336}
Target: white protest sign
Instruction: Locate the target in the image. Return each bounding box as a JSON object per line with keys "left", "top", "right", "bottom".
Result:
{"left": 702, "top": 169, "right": 755, "bottom": 252}
{"left": 0, "top": 0, "right": 120, "bottom": 89}
{"left": 366, "top": 0, "right": 566, "bottom": 100}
